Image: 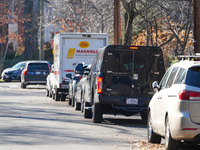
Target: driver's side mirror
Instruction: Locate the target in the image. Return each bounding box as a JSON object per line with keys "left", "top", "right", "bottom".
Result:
{"left": 152, "top": 81, "right": 159, "bottom": 92}
{"left": 66, "top": 73, "right": 72, "bottom": 79}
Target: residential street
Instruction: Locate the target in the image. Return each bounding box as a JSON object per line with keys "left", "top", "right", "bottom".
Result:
{"left": 0, "top": 82, "right": 148, "bottom": 150}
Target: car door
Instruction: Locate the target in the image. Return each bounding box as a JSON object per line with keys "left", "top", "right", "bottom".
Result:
{"left": 156, "top": 67, "right": 179, "bottom": 133}
{"left": 152, "top": 67, "right": 172, "bottom": 132}
{"left": 85, "top": 58, "right": 97, "bottom": 104}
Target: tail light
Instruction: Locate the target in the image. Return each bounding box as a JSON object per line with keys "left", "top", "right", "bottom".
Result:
{"left": 48, "top": 65, "right": 51, "bottom": 73}
{"left": 78, "top": 75, "right": 81, "bottom": 81}
{"left": 23, "top": 69, "right": 28, "bottom": 75}
{"left": 179, "top": 90, "right": 200, "bottom": 101}
{"left": 97, "top": 77, "right": 103, "bottom": 94}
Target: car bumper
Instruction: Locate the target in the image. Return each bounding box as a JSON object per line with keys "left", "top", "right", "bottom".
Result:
{"left": 1, "top": 74, "right": 20, "bottom": 81}
{"left": 170, "top": 113, "right": 200, "bottom": 141}
{"left": 98, "top": 95, "right": 149, "bottom": 116}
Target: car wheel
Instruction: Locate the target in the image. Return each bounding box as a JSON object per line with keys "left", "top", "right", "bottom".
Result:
{"left": 140, "top": 110, "right": 148, "bottom": 120}
{"left": 74, "top": 97, "right": 81, "bottom": 111}
{"left": 165, "top": 116, "right": 180, "bottom": 150}
{"left": 83, "top": 101, "right": 92, "bottom": 118}
{"left": 46, "top": 89, "right": 49, "bottom": 97}
{"left": 92, "top": 103, "right": 103, "bottom": 123}
{"left": 21, "top": 82, "right": 26, "bottom": 89}
{"left": 52, "top": 92, "right": 55, "bottom": 100}
{"left": 71, "top": 97, "right": 75, "bottom": 107}
{"left": 55, "top": 89, "right": 60, "bottom": 101}
{"left": 68, "top": 98, "right": 72, "bottom": 105}
{"left": 147, "top": 111, "right": 161, "bottom": 143}
{"left": 61, "top": 94, "right": 66, "bottom": 101}
{"left": 49, "top": 90, "right": 52, "bottom": 98}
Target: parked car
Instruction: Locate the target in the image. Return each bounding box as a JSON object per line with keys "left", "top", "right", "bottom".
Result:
{"left": 74, "top": 65, "right": 91, "bottom": 111}
{"left": 46, "top": 64, "right": 55, "bottom": 98}
{"left": 21, "top": 61, "right": 51, "bottom": 88}
{"left": 147, "top": 58, "right": 200, "bottom": 150}
{"left": 82, "top": 45, "right": 165, "bottom": 123}
{"left": 67, "top": 63, "right": 90, "bottom": 106}
{"left": 1, "top": 61, "right": 27, "bottom": 82}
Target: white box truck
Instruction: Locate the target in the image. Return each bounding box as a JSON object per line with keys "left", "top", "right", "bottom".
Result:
{"left": 51, "top": 33, "right": 109, "bottom": 101}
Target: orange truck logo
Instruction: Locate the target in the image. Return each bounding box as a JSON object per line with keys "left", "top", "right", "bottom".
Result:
{"left": 67, "top": 48, "right": 76, "bottom": 58}
{"left": 79, "top": 41, "right": 90, "bottom": 48}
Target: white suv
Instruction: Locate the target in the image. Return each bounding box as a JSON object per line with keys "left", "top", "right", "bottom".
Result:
{"left": 148, "top": 59, "right": 200, "bottom": 150}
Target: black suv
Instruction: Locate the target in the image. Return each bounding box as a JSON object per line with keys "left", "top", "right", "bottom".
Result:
{"left": 21, "top": 61, "right": 51, "bottom": 88}
{"left": 83, "top": 45, "right": 165, "bottom": 123}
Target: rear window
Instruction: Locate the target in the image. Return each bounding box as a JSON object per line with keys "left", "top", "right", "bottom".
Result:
{"left": 28, "top": 63, "right": 49, "bottom": 70}
{"left": 186, "top": 67, "right": 200, "bottom": 88}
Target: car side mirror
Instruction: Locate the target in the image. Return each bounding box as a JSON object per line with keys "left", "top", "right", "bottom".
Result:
{"left": 66, "top": 73, "right": 72, "bottom": 79}
{"left": 152, "top": 81, "right": 159, "bottom": 92}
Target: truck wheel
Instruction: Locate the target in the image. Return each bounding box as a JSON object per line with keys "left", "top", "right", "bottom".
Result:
{"left": 46, "top": 89, "right": 49, "bottom": 97}
{"left": 21, "top": 82, "right": 26, "bottom": 89}
{"left": 92, "top": 103, "right": 103, "bottom": 123}
{"left": 74, "top": 98, "right": 81, "bottom": 111}
{"left": 55, "top": 89, "right": 60, "bottom": 101}
{"left": 61, "top": 94, "right": 66, "bottom": 101}
{"left": 68, "top": 98, "right": 72, "bottom": 105}
{"left": 140, "top": 110, "right": 147, "bottom": 120}
{"left": 147, "top": 111, "right": 161, "bottom": 143}
{"left": 165, "top": 116, "right": 180, "bottom": 150}
{"left": 83, "top": 101, "right": 92, "bottom": 118}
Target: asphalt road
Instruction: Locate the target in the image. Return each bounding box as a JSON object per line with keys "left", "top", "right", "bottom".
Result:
{"left": 1, "top": 82, "right": 199, "bottom": 150}
{"left": 0, "top": 82, "right": 147, "bottom": 150}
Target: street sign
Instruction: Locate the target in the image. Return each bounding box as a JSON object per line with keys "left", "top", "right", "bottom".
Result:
{"left": 51, "top": 39, "right": 54, "bottom": 48}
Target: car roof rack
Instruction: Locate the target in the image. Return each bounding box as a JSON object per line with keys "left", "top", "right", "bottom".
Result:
{"left": 178, "top": 53, "right": 200, "bottom": 60}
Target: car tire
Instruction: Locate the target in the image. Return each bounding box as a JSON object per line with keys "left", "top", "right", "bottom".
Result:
{"left": 55, "top": 88, "right": 60, "bottom": 101}
{"left": 52, "top": 92, "right": 55, "bottom": 100}
{"left": 68, "top": 98, "right": 72, "bottom": 105}
{"left": 83, "top": 101, "right": 92, "bottom": 118}
{"left": 49, "top": 90, "right": 52, "bottom": 98}
{"left": 92, "top": 103, "right": 103, "bottom": 123}
{"left": 74, "top": 98, "right": 81, "bottom": 111}
{"left": 140, "top": 110, "right": 148, "bottom": 120}
{"left": 165, "top": 116, "right": 180, "bottom": 150}
{"left": 147, "top": 111, "right": 161, "bottom": 143}
{"left": 21, "top": 82, "right": 26, "bottom": 89}
{"left": 71, "top": 97, "right": 75, "bottom": 107}
{"left": 46, "top": 89, "right": 49, "bottom": 97}
{"left": 61, "top": 94, "right": 66, "bottom": 101}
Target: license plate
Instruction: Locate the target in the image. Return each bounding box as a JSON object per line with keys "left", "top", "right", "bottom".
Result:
{"left": 5, "top": 75, "right": 9, "bottom": 78}
{"left": 126, "top": 98, "right": 138, "bottom": 105}
{"left": 36, "top": 72, "right": 41, "bottom": 75}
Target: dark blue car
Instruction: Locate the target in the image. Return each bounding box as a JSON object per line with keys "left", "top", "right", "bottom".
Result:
{"left": 1, "top": 61, "right": 27, "bottom": 82}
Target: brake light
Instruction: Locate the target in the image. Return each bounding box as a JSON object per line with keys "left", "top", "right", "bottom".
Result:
{"left": 24, "top": 69, "right": 28, "bottom": 75}
{"left": 179, "top": 90, "right": 200, "bottom": 101}
{"left": 97, "top": 77, "right": 103, "bottom": 94}
{"left": 182, "top": 128, "right": 197, "bottom": 130}
{"left": 78, "top": 76, "right": 81, "bottom": 80}
{"left": 48, "top": 65, "right": 51, "bottom": 72}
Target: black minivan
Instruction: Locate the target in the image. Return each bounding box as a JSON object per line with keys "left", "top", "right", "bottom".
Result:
{"left": 83, "top": 45, "right": 165, "bottom": 123}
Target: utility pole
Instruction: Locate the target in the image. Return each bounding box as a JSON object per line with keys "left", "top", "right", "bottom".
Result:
{"left": 39, "top": 0, "right": 44, "bottom": 60}
{"left": 193, "top": 0, "right": 200, "bottom": 54}
{"left": 113, "top": 0, "right": 121, "bottom": 45}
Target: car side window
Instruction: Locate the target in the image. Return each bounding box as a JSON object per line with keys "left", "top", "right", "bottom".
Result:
{"left": 166, "top": 67, "right": 179, "bottom": 88}
{"left": 90, "top": 58, "right": 97, "bottom": 72}
{"left": 159, "top": 68, "right": 172, "bottom": 90}
{"left": 174, "top": 68, "right": 187, "bottom": 84}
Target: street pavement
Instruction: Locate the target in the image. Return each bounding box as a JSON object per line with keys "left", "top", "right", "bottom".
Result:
{"left": 0, "top": 82, "right": 147, "bottom": 150}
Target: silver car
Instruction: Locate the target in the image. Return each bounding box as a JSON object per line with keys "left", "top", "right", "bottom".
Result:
{"left": 148, "top": 60, "right": 200, "bottom": 150}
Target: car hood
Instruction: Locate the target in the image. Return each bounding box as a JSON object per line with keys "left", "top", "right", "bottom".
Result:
{"left": 3, "top": 68, "right": 21, "bottom": 73}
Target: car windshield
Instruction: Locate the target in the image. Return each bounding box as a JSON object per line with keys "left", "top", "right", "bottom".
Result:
{"left": 12, "top": 62, "right": 26, "bottom": 69}
{"left": 186, "top": 66, "right": 200, "bottom": 88}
